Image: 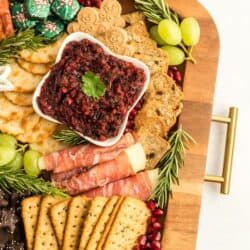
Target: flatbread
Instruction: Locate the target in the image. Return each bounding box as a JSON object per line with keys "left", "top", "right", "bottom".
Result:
{"left": 8, "top": 61, "right": 42, "bottom": 93}
{"left": 21, "top": 196, "right": 41, "bottom": 250}
{"left": 86, "top": 196, "right": 119, "bottom": 250}
{"left": 0, "top": 117, "right": 24, "bottom": 135}
{"left": 17, "top": 118, "right": 57, "bottom": 143}
{"left": 50, "top": 199, "right": 71, "bottom": 247}
{"left": 79, "top": 197, "right": 108, "bottom": 250}
{"left": 62, "top": 196, "right": 90, "bottom": 250}
{"left": 19, "top": 34, "right": 66, "bottom": 64}
{"left": 3, "top": 92, "right": 33, "bottom": 106}
{"left": 21, "top": 113, "right": 41, "bottom": 132}
{"left": 17, "top": 58, "right": 51, "bottom": 75}
{"left": 33, "top": 196, "right": 62, "bottom": 250}
{"left": 102, "top": 197, "right": 150, "bottom": 250}
{"left": 0, "top": 94, "right": 33, "bottom": 121}
{"left": 30, "top": 136, "right": 68, "bottom": 155}
{"left": 97, "top": 197, "right": 124, "bottom": 250}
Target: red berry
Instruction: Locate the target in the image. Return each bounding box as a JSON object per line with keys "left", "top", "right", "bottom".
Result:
{"left": 153, "top": 208, "right": 164, "bottom": 216}
{"left": 138, "top": 235, "right": 147, "bottom": 246}
{"left": 174, "top": 71, "right": 182, "bottom": 82}
{"left": 152, "top": 240, "right": 161, "bottom": 250}
{"left": 147, "top": 200, "right": 156, "bottom": 211}
{"left": 152, "top": 232, "right": 161, "bottom": 241}
{"left": 148, "top": 216, "right": 157, "bottom": 224}
{"left": 152, "top": 222, "right": 161, "bottom": 231}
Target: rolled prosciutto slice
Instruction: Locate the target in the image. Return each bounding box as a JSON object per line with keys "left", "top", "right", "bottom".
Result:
{"left": 53, "top": 143, "right": 146, "bottom": 195}
{"left": 84, "top": 169, "right": 159, "bottom": 200}
{"left": 39, "top": 133, "right": 136, "bottom": 173}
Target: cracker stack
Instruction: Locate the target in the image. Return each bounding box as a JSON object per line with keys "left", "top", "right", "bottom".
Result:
{"left": 21, "top": 195, "right": 151, "bottom": 250}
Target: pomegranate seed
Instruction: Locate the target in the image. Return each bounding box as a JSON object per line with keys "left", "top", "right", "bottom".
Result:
{"left": 147, "top": 200, "right": 156, "bottom": 211}
{"left": 174, "top": 71, "right": 182, "bottom": 82}
{"left": 152, "top": 222, "right": 161, "bottom": 231}
{"left": 130, "top": 109, "right": 137, "bottom": 117}
{"left": 153, "top": 208, "right": 164, "bottom": 216}
{"left": 152, "top": 240, "right": 161, "bottom": 250}
{"left": 146, "top": 242, "right": 151, "bottom": 249}
{"left": 147, "top": 234, "right": 153, "bottom": 242}
{"left": 148, "top": 216, "right": 157, "bottom": 224}
{"left": 67, "top": 97, "right": 73, "bottom": 105}
{"left": 147, "top": 225, "right": 154, "bottom": 234}
{"left": 152, "top": 232, "right": 161, "bottom": 241}
{"left": 138, "top": 235, "right": 147, "bottom": 246}
{"left": 168, "top": 70, "right": 174, "bottom": 78}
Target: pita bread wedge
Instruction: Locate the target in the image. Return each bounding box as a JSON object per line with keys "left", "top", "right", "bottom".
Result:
{"left": 19, "top": 34, "right": 66, "bottom": 64}
{"left": 17, "top": 118, "right": 57, "bottom": 143}
{"left": 4, "top": 91, "right": 33, "bottom": 106}
{"left": 8, "top": 61, "right": 42, "bottom": 93}
{"left": 0, "top": 94, "right": 33, "bottom": 121}
{"left": 17, "top": 58, "right": 51, "bottom": 75}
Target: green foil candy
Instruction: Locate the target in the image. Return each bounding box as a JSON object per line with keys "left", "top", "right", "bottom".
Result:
{"left": 11, "top": 3, "right": 37, "bottom": 29}
{"left": 36, "top": 17, "right": 64, "bottom": 41}
{"left": 51, "top": 0, "right": 80, "bottom": 21}
{"left": 25, "top": 0, "right": 50, "bottom": 19}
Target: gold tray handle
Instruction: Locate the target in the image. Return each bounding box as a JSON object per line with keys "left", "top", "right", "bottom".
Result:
{"left": 204, "top": 107, "right": 238, "bottom": 194}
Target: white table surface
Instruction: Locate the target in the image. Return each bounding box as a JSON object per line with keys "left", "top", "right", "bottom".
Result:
{"left": 195, "top": 0, "right": 250, "bottom": 249}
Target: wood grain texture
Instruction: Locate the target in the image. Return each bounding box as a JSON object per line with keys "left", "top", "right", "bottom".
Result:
{"left": 119, "top": 0, "right": 220, "bottom": 249}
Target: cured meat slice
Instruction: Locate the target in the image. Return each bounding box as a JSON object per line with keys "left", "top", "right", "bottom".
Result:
{"left": 53, "top": 143, "right": 146, "bottom": 195}
{"left": 84, "top": 169, "right": 159, "bottom": 200}
{"left": 39, "top": 133, "right": 136, "bottom": 173}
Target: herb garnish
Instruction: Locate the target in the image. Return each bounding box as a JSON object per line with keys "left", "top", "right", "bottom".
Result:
{"left": 53, "top": 129, "right": 88, "bottom": 145}
{"left": 0, "top": 29, "right": 45, "bottom": 65}
{"left": 150, "top": 127, "right": 195, "bottom": 209}
{"left": 81, "top": 71, "right": 106, "bottom": 99}
{"left": 0, "top": 166, "right": 67, "bottom": 197}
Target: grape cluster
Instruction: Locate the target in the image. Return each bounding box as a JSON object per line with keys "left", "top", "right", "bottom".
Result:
{"left": 0, "top": 134, "right": 41, "bottom": 177}
{"left": 78, "top": 0, "right": 103, "bottom": 8}
{"left": 150, "top": 17, "right": 200, "bottom": 66}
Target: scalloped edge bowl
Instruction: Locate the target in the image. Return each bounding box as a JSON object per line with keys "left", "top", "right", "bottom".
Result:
{"left": 33, "top": 32, "right": 150, "bottom": 147}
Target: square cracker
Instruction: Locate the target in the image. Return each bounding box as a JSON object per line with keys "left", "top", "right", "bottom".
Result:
{"left": 62, "top": 196, "right": 90, "bottom": 250}
{"left": 97, "top": 197, "right": 124, "bottom": 250}
{"left": 86, "top": 196, "right": 120, "bottom": 250}
{"left": 21, "top": 196, "right": 41, "bottom": 250}
{"left": 79, "top": 197, "right": 108, "bottom": 250}
{"left": 33, "top": 196, "right": 63, "bottom": 250}
{"left": 50, "top": 199, "right": 71, "bottom": 247}
{"left": 102, "top": 197, "right": 151, "bottom": 250}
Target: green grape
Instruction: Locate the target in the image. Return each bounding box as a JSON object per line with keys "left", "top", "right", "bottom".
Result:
{"left": 0, "top": 134, "right": 17, "bottom": 149}
{"left": 149, "top": 25, "right": 166, "bottom": 46}
{"left": 180, "top": 17, "right": 200, "bottom": 46}
{"left": 5, "top": 152, "right": 23, "bottom": 170}
{"left": 23, "top": 150, "right": 41, "bottom": 177}
{"left": 158, "top": 19, "right": 182, "bottom": 46}
{"left": 161, "top": 45, "right": 185, "bottom": 66}
{"left": 0, "top": 146, "right": 16, "bottom": 166}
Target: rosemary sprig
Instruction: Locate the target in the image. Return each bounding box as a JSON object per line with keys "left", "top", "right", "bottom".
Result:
{"left": 0, "top": 166, "right": 67, "bottom": 197}
{"left": 53, "top": 129, "right": 88, "bottom": 145}
{"left": 0, "top": 29, "right": 45, "bottom": 65}
{"left": 150, "top": 127, "right": 195, "bottom": 209}
{"left": 134, "top": 0, "right": 179, "bottom": 24}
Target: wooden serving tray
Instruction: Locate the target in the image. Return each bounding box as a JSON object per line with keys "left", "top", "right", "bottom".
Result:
{"left": 120, "top": 0, "right": 220, "bottom": 249}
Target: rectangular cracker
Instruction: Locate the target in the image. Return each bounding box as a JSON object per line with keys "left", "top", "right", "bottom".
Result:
{"left": 97, "top": 197, "right": 124, "bottom": 250}
{"left": 50, "top": 199, "right": 71, "bottom": 247}
{"left": 21, "top": 196, "right": 41, "bottom": 250}
{"left": 62, "top": 196, "right": 90, "bottom": 250}
{"left": 33, "top": 196, "right": 63, "bottom": 250}
{"left": 86, "top": 196, "right": 120, "bottom": 250}
{"left": 79, "top": 197, "right": 108, "bottom": 250}
{"left": 103, "top": 197, "right": 151, "bottom": 250}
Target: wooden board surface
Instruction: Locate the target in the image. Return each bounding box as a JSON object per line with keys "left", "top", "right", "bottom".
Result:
{"left": 120, "top": 0, "right": 220, "bottom": 249}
